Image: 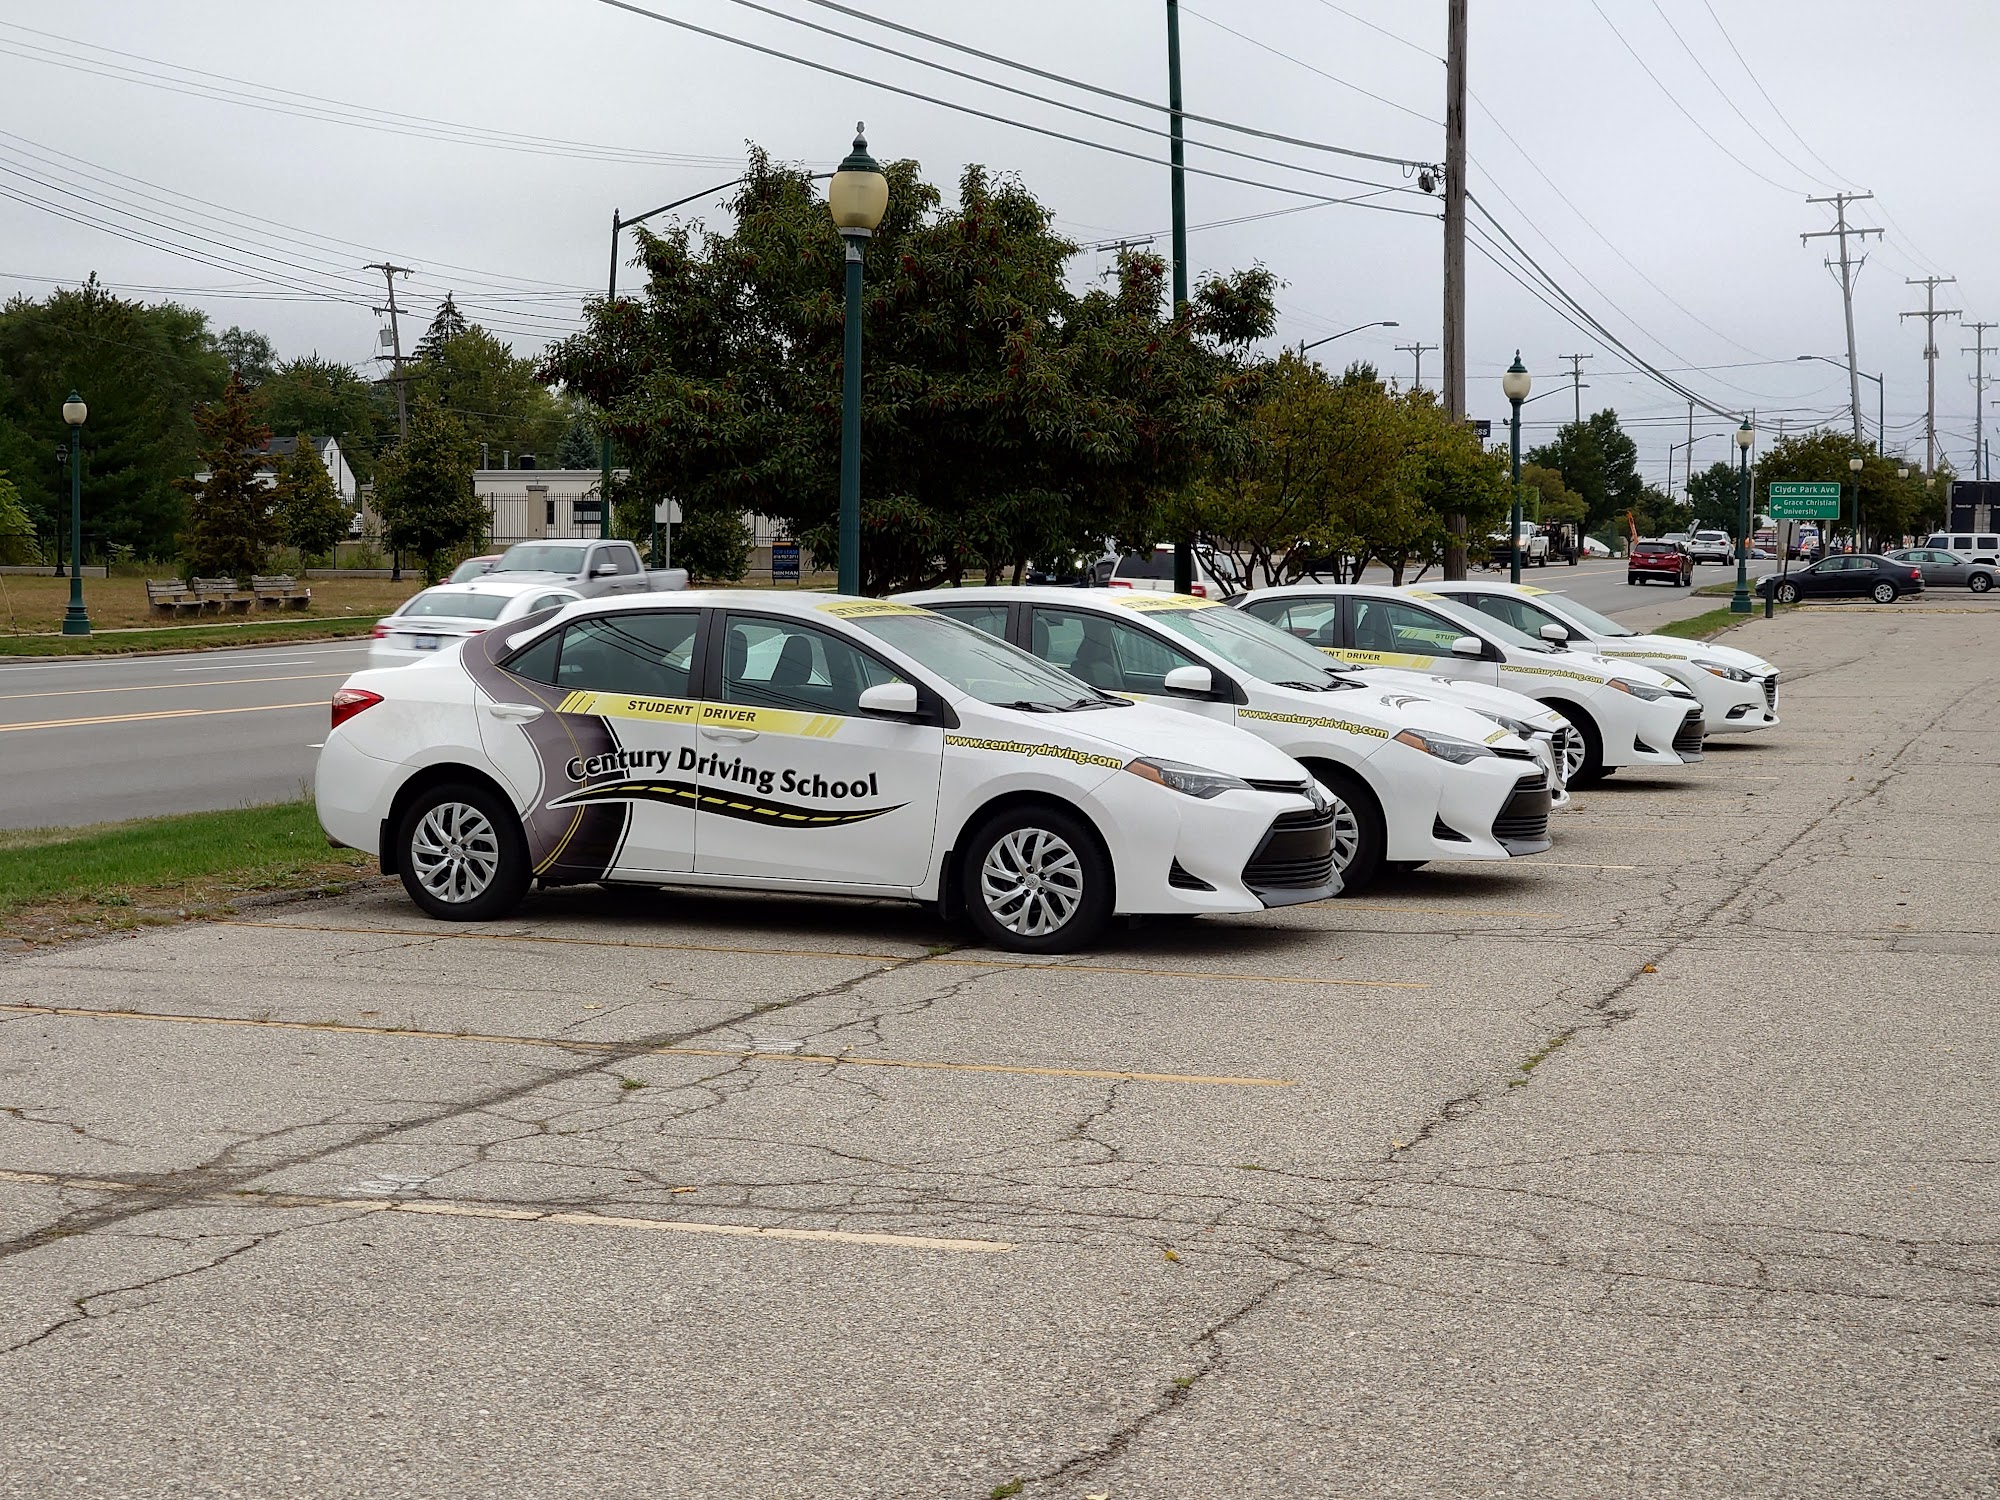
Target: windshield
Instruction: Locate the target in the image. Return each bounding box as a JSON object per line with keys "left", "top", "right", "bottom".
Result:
{"left": 1414, "top": 593, "right": 1554, "bottom": 654}
{"left": 851, "top": 610, "right": 1118, "bottom": 711}
{"left": 1545, "top": 594, "right": 1634, "bottom": 637}
{"left": 493, "top": 543, "right": 585, "bottom": 573}
{"left": 397, "top": 589, "right": 511, "bottom": 621}
{"left": 1138, "top": 604, "right": 1344, "bottom": 686}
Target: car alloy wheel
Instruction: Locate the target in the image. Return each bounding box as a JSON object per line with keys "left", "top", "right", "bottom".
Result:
{"left": 1559, "top": 729, "right": 1587, "bottom": 784}
{"left": 1776, "top": 582, "right": 1800, "bottom": 604}
{"left": 962, "top": 805, "right": 1112, "bottom": 953}
{"left": 1324, "top": 794, "right": 1362, "bottom": 874}
{"left": 1971, "top": 574, "right": 1992, "bottom": 593}
{"left": 1308, "top": 765, "right": 1385, "bottom": 893}
{"left": 1871, "top": 581, "right": 1896, "bottom": 603}
{"left": 980, "top": 828, "right": 1084, "bottom": 937}
{"left": 410, "top": 801, "right": 501, "bottom": 904}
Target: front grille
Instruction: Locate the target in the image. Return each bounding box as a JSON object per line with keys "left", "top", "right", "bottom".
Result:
{"left": 1492, "top": 744, "right": 1535, "bottom": 761}
{"left": 1245, "top": 776, "right": 1313, "bottom": 797}
{"left": 1242, "top": 806, "right": 1337, "bottom": 893}
{"left": 1491, "top": 772, "right": 1552, "bottom": 850}
{"left": 1762, "top": 674, "right": 1778, "bottom": 710}
{"left": 1673, "top": 708, "right": 1705, "bottom": 759}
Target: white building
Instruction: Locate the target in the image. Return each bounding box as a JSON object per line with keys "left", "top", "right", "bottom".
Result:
{"left": 194, "top": 434, "right": 356, "bottom": 500}
{"left": 476, "top": 468, "right": 617, "bottom": 546}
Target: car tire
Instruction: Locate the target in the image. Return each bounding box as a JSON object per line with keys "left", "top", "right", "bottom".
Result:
{"left": 1774, "top": 581, "right": 1800, "bottom": 604}
{"left": 1545, "top": 703, "right": 1606, "bottom": 785}
{"left": 1627, "top": 575, "right": 1640, "bottom": 586}
{"left": 1971, "top": 573, "right": 1993, "bottom": 593}
{"left": 961, "top": 805, "right": 1112, "bottom": 954}
{"left": 1385, "top": 860, "right": 1428, "bottom": 875}
{"left": 1306, "top": 764, "right": 1387, "bottom": 895}
{"left": 397, "top": 780, "right": 531, "bottom": 922}
{"left": 1871, "top": 581, "right": 1896, "bottom": 604}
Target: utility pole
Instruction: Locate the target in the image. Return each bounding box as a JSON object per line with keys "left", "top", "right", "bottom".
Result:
{"left": 1165, "top": 0, "right": 1193, "bottom": 595}
{"left": 1560, "top": 353, "right": 1592, "bottom": 424}
{"left": 1900, "top": 275, "right": 1959, "bottom": 475}
{"left": 1442, "top": 0, "right": 1468, "bottom": 577}
{"left": 1685, "top": 400, "right": 1695, "bottom": 493}
{"left": 1800, "top": 193, "right": 1880, "bottom": 443}
{"left": 1395, "top": 341, "right": 1437, "bottom": 392}
{"left": 366, "top": 262, "right": 412, "bottom": 441}
{"left": 1963, "top": 319, "right": 1997, "bottom": 481}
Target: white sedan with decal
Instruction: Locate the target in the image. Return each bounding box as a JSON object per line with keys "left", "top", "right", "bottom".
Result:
{"left": 315, "top": 592, "right": 1337, "bottom": 952}
{"left": 1238, "top": 583, "right": 1705, "bottom": 784}
{"left": 899, "top": 587, "right": 1556, "bottom": 893}
{"left": 1420, "top": 581, "right": 1780, "bottom": 735}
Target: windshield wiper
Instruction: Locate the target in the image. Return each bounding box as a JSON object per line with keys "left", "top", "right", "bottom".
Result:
{"left": 1273, "top": 679, "right": 1333, "bottom": 692}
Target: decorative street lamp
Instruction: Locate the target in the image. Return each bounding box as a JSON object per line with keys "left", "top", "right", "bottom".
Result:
{"left": 1847, "top": 454, "right": 1865, "bottom": 552}
{"left": 1731, "top": 416, "right": 1754, "bottom": 615}
{"left": 61, "top": 390, "right": 90, "bottom": 636}
{"left": 1502, "top": 353, "right": 1531, "bottom": 585}
{"left": 828, "top": 124, "right": 889, "bottom": 597}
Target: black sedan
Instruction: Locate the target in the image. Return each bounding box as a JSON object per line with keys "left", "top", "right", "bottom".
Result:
{"left": 1756, "top": 554, "right": 1925, "bottom": 604}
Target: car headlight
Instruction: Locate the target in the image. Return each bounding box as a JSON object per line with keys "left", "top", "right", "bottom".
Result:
{"left": 1693, "top": 659, "right": 1752, "bottom": 682}
{"left": 1606, "top": 677, "right": 1674, "bottom": 701}
{"left": 1123, "top": 757, "right": 1252, "bottom": 799}
{"left": 1392, "top": 728, "right": 1496, "bottom": 763}
{"left": 1480, "top": 712, "right": 1536, "bottom": 739}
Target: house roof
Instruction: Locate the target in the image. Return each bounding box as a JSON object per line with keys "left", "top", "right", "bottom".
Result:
{"left": 255, "top": 435, "right": 335, "bottom": 461}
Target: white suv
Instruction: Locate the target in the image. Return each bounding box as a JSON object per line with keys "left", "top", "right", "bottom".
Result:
{"left": 1688, "top": 530, "right": 1734, "bottom": 565}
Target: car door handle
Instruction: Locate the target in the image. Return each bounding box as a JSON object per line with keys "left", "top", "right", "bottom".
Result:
{"left": 485, "top": 703, "right": 544, "bottom": 722}
{"left": 701, "top": 727, "right": 759, "bottom": 742}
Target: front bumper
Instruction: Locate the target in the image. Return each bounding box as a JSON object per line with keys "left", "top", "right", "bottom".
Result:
{"left": 1241, "top": 804, "right": 1340, "bottom": 907}
{"left": 1385, "top": 747, "right": 1543, "bottom": 863}
{"left": 1101, "top": 777, "right": 1335, "bottom": 914}
{"left": 1489, "top": 771, "right": 1553, "bottom": 855}
{"left": 1705, "top": 671, "right": 1780, "bottom": 735}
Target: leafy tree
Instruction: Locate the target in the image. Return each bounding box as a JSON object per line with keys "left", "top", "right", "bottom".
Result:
{"left": 0, "top": 469, "right": 38, "bottom": 564}
{"left": 416, "top": 293, "right": 471, "bottom": 362}
{"left": 1752, "top": 430, "right": 1940, "bottom": 547}
{"left": 541, "top": 150, "right": 1273, "bottom": 594}
{"left": 372, "top": 396, "right": 484, "bottom": 582}
{"left": 1527, "top": 410, "right": 1643, "bottom": 532}
{"left": 272, "top": 436, "right": 348, "bottom": 562}
{"left": 1519, "top": 462, "right": 1584, "bottom": 526}
{"left": 216, "top": 326, "right": 278, "bottom": 387}
{"left": 259, "top": 354, "right": 391, "bottom": 484}
{"left": 1683, "top": 460, "right": 1739, "bottom": 533}
{"left": 411, "top": 322, "right": 563, "bottom": 467}
{"left": 1391, "top": 392, "right": 1510, "bottom": 582}
{"left": 0, "top": 277, "right": 229, "bottom": 559}
{"left": 179, "top": 373, "right": 276, "bottom": 578}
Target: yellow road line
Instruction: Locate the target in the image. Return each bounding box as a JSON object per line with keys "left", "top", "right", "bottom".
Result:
{"left": 221, "top": 919, "right": 1430, "bottom": 990}
{"left": 0, "top": 672, "right": 349, "bottom": 703}
{"left": 0, "top": 700, "right": 326, "bottom": 733}
{"left": 0, "top": 1002, "right": 1297, "bottom": 1088}
{"left": 1328, "top": 903, "right": 1559, "bottom": 919}
{"left": 0, "top": 1170, "right": 1013, "bottom": 1254}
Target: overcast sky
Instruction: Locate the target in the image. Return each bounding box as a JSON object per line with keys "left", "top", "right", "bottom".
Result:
{"left": 3, "top": 0, "right": 1991, "bottom": 483}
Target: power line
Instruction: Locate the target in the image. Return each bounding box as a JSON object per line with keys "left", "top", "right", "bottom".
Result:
{"left": 1180, "top": 3, "right": 1439, "bottom": 128}
{"left": 1693, "top": 0, "right": 1853, "bottom": 189}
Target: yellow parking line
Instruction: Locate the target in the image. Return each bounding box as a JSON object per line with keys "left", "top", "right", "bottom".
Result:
{"left": 0, "top": 1002, "right": 1297, "bottom": 1088}
{"left": 1330, "top": 903, "right": 1559, "bottom": 919}
{"left": 0, "top": 672, "right": 348, "bottom": 702}
{"left": 220, "top": 919, "right": 1430, "bottom": 990}
{"left": 0, "top": 700, "right": 326, "bottom": 733}
{"left": 0, "top": 1170, "right": 1013, "bottom": 1254}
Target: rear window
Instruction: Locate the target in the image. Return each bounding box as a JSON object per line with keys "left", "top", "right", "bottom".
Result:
{"left": 397, "top": 589, "right": 511, "bottom": 620}
{"left": 1112, "top": 549, "right": 1177, "bottom": 581}
{"left": 1635, "top": 539, "right": 1669, "bottom": 551}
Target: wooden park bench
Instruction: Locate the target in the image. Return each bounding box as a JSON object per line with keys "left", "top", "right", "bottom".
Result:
{"left": 146, "top": 579, "right": 202, "bottom": 617}
{"left": 191, "top": 577, "right": 251, "bottom": 614}
{"left": 250, "top": 574, "right": 312, "bottom": 610}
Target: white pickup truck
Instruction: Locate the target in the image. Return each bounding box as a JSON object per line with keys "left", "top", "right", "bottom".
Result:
{"left": 1490, "top": 523, "right": 1549, "bottom": 568}
{"left": 483, "top": 539, "right": 688, "bottom": 598}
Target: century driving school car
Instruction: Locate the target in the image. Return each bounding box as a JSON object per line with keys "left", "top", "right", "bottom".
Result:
{"left": 315, "top": 591, "right": 1338, "bottom": 952}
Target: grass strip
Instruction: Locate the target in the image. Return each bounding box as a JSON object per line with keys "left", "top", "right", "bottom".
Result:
{"left": 0, "top": 800, "right": 372, "bottom": 946}
{"left": 0, "top": 615, "right": 377, "bottom": 656}
{"left": 1653, "top": 604, "right": 1791, "bottom": 641}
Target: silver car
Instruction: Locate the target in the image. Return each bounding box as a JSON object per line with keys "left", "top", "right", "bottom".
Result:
{"left": 1883, "top": 548, "right": 1996, "bottom": 593}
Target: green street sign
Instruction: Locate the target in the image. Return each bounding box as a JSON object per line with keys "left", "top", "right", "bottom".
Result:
{"left": 1767, "top": 481, "right": 1842, "bottom": 520}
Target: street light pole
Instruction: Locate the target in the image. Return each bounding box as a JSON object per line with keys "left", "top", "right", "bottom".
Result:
{"left": 828, "top": 126, "right": 889, "bottom": 597}
{"left": 1731, "top": 417, "right": 1754, "bottom": 615}
{"left": 1299, "top": 320, "right": 1399, "bottom": 357}
{"left": 1502, "top": 354, "right": 1531, "bottom": 585}
{"left": 61, "top": 391, "right": 90, "bottom": 636}
{"left": 1847, "top": 454, "right": 1865, "bottom": 551}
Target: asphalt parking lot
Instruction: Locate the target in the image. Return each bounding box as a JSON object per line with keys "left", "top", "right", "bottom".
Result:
{"left": 2, "top": 597, "right": 1997, "bottom": 1498}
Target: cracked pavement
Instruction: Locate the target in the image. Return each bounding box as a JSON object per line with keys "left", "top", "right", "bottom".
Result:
{"left": 1, "top": 603, "right": 1997, "bottom": 1498}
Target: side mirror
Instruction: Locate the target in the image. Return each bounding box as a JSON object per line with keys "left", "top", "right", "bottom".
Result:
{"left": 1539, "top": 623, "right": 1570, "bottom": 644}
{"left": 857, "top": 681, "right": 921, "bottom": 718}
{"left": 1450, "top": 636, "right": 1485, "bottom": 660}
{"left": 1162, "top": 664, "right": 1214, "bottom": 697}
{"left": 592, "top": 561, "right": 618, "bottom": 577}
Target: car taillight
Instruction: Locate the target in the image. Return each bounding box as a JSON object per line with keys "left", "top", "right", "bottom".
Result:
{"left": 1106, "top": 579, "right": 1133, "bottom": 589}
{"left": 330, "top": 688, "right": 383, "bottom": 731}
{"left": 371, "top": 623, "right": 392, "bottom": 639}
{"left": 1189, "top": 582, "right": 1208, "bottom": 598}
{"left": 1910, "top": 569, "right": 1922, "bottom": 581}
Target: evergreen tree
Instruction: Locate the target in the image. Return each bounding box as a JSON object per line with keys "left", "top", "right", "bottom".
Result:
{"left": 179, "top": 374, "right": 276, "bottom": 578}
{"left": 373, "top": 396, "right": 485, "bottom": 582}
{"left": 273, "top": 436, "right": 348, "bottom": 562}
{"left": 554, "top": 412, "right": 598, "bottom": 469}
{"left": 0, "top": 469, "right": 38, "bottom": 564}
{"left": 416, "top": 293, "right": 470, "bottom": 362}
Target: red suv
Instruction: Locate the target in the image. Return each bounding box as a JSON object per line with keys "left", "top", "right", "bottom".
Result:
{"left": 1628, "top": 538, "right": 1693, "bottom": 587}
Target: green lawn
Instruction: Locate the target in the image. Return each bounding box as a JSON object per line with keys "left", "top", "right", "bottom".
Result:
{"left": 0, "top": 615, "right": 378, "bottom": 656}
{"left": 0, "top": 801, "right": 371, "bottom": 942}
{"left": 1654, "top": 604, "right": 1790, "bottom": 641}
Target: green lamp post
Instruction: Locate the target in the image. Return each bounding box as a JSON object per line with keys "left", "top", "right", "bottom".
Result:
{"left": 828, "top": 125, "right": 888, "bottom": 597}
{"left": 61, "top": 390, "right": 90, "bottom": 636}
{"left": 1502, "top": 353, "right": 1532, "bottom": 585}
{"left": 1730, "top": 416, "right": 1754, "bottom": 615}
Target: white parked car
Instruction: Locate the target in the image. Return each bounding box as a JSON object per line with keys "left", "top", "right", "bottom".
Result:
{"left": 1236, "top": 584, "right": 1705, "bottom": 784}
{"left": 1422, "top": 581, "right": 1780, "bottom": 736}
{"left": 368, "top": 579, "right": 582, "bottom": 669}
{"left": 900, "top": 587, "right": 1556, "bottom": 892}
{"left": 317, "top": 592, "right": 1336, "bottom": 952}
{"left": 1095, "top": 544, "right": 1243, "bottom": 600}
{"left": 1687, "top": 530, "right": 1735, "bottom": 565}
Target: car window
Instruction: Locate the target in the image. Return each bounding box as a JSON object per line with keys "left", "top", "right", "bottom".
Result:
{"left": 531, "top": 593, "right": 572, "bottom": 613}
{"left": 1111, "top": 550, "right": 1182, "bottom": 582}
{"left": 495, "top": 543, "right": 585, "bottom": 573}
{"left": 606, "top": 547, "right": 640, "bottom": 576}
{"left": 533, "top": 612, "right": 698, "bottom": 697}
{"left": 721, "top": 615, "right": 902, "bottom": 716}
{"left": 1461, "top": 593, "right": 1557, "bottom": 637}
{"left": 398, "top": 589, "right": 511, "bottom": 621}
{"left": 1349, "top": 599, "right": 1465, "bottom": 656}
{"left": 1953, "top": 537, "right": 1973, "bottom": 550}
{"left": 1239, "top": 598, "right": 1341, "bottom": 644}
{"left": 1983, "top": 537, "right": 2000, "bottom": 551}
{"left": 923, "top": 601, "right": 1011, "bottom": 640}
{"left": 1028, "top": 606, "right": 1198, "bottom": 694}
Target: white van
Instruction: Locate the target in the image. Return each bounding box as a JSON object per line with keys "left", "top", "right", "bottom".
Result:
{"left": 1924, "top": 532, "right": 2000, "bottom": 564}
{"left": 1100, "top": 544, "right": 1243, "bottom": 600}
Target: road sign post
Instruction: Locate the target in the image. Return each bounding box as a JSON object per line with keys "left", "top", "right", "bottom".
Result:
{"left": 771, "top": 540, "right": 801, "bottom": 584}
